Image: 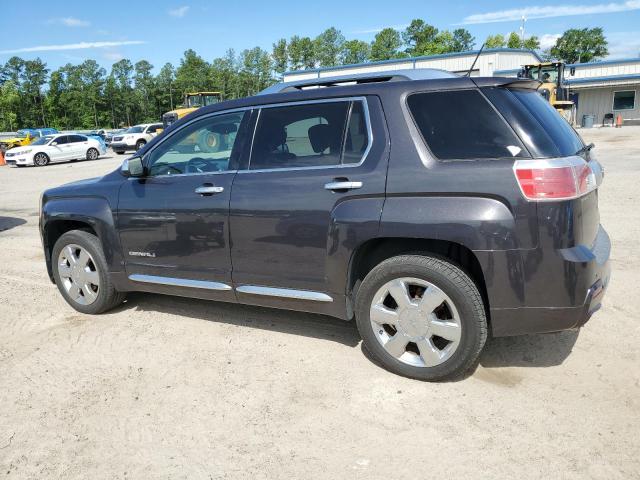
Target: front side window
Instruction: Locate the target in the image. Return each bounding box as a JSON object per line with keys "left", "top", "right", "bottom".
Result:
{"left": 126, "top": 126, "right": 144, "bottom": 134}
{"left": 146, "top": 111, "right": 246, "bottom": 176}
{"left": 613, "top": 90, "right": 635, "bottom": 111}
{"left": 408, "top": 90, "right": 528, "bottom": 160}
{"left": 250, "top": 100, "right": 368, "bottom": 170}
{"left": 54, "top": 135, "right": 69, "bottom": 145}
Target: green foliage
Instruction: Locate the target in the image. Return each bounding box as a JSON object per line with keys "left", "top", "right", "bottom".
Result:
{"left": 371, "top": 28, "right": 404, "bottom": 61}
{"left": 485, "top": 34, "right": 506, "bottom": 48}
{"left": 0, "top": 22, "right": 609, "bottom": 130}
{"left": 342, "top": 40, "right": 371, "bottom": 65}
{"left": 506, "top": 32, "right": 541, "bottom": 50}
{"left": 550, "top": 28, "right": 608, "bottom": 64}
{"left": 315, "top": 27, "right": 346, "bottom": 67}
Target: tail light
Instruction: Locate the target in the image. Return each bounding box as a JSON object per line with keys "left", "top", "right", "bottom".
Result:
{"left": 514, "top": 157, "right": 598, "bottom": 201}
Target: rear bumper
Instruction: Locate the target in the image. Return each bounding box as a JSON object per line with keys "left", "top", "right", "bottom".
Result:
{"left": 490, "top": 225, "right": 611, "bottom": 337}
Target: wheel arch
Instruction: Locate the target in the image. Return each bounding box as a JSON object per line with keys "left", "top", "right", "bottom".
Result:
{"left": 347, "top": 237, "right": 489, "bottom": 323}
{"left": 41, "top": 197, "right": 123, "bottom": 283}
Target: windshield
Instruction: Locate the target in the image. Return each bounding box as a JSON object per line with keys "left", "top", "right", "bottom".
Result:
{"left": 126, "top": 126, "right": 144, "bottom": 133}
{"left": 16, "top": 129, "right": 31, "bottom": 138}
{"left": 185, "top": 94, "right": 220, "bottom": 108}
{"left": 31, "top": 136, "right": 53, "bottom": 146}
{"left": 526, "top": 66, "right": 559, "bottom": 84}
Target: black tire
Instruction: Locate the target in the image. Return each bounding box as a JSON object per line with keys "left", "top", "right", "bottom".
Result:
{"left": 33, "top": 152, "right": 50, "bottom": 166}
{"left": 135, "top": 139, "right": 146, "bottom": 151}
{"left": 115, "top": 151, "right": 125, "bottom": 155}
{"left": 86, "top": 147, "right": 99, "bottom": 161}
{"left": 355, "top": 254, "right": 487, "bottom": 381}
{"left": 52, "top": 230, "right": 126, "bottom": 314}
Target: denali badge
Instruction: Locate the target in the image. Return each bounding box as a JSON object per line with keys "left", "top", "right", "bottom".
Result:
{"left": 129, "top": 251, "right": 156, "bottom": 258}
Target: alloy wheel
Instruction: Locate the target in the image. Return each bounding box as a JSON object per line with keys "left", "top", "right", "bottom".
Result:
{"left": 87, "top": 148, "right": 98, "bottom": 160}
{"left": 57, "top": 244, "right": 100, "bottom": 305}
{"left": 369, "top": 277, "right": 462, "bottom": 368}
{"left": 34, "top": 153, "right": 48, "bottom": 166}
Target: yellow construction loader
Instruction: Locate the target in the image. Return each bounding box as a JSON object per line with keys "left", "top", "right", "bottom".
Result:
{"left": 521, "top": 62, "right": 575, "bottom": 123}
{"left": 162, "top": 92, "right": 222, "bottom": 129}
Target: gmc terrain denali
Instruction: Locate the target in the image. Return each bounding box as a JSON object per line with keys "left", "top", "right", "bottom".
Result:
{"left": 39, "top": 70, "right": 610, "bottom": 380}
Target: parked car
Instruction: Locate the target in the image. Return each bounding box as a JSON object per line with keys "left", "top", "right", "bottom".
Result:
{"left": 104, "top": 129, "right": 125, "bottom": 146}
{"left": 110, "top": 124, "right": 163, "bottom": 154}
{"left": 39, "top": 70, "right": 610, "bottom": 381}
{"left": 5, "top": 133, "right": 106, "bottom": 167}
{"left": 0, "top": 128, "right": 59, "bottom": 151}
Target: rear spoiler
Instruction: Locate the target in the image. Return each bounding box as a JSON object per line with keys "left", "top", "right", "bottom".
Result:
{"left": 471, "top": 77, "right": 541, "bottom": 90}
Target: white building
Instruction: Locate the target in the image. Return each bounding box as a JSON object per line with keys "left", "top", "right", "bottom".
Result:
{"left": 283, "top": 48, "right": 640, "bottom": 126}
{"left": 283, "top": 48, "right": 542, "bottom": 80}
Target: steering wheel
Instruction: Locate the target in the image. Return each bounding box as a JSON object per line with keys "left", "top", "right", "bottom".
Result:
{"left": 186, "top": 157, "right": 210, "bottom": 174}
{"left": 151, "top": 163, "right": 182, "bottom": 175}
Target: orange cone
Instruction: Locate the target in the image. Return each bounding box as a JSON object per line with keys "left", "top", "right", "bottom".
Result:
{"left": 615, "top": 114, "right": 623, "bottom": 128}
{"left": 0, "top": 150, "right": 5, "bottom": 166}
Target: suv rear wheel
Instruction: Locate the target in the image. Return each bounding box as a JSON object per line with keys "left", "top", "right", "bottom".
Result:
{"left": 355, "top": 255, "right": 487, "bottom": 381}
{"left": 52, "top": 230, "right": 126, "bottom": 314}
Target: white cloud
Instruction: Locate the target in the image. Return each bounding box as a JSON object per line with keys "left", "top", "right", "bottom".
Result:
{"left": 168, "top": 6, "right": 190, "bottom": 17}
{"left": 539, "top": 33, "right": 561, "bottom": 50}
{"left": 0, "top": 41, "right": 146, "bottom": 55}
{"left": 48, "top": 17, "right": 91, "bottom": 27}
{"left": 103, "top": 51, "right": 124, "bottom": 61}
{"left": 460, "top": 1, "right": 640, "bottom": 24}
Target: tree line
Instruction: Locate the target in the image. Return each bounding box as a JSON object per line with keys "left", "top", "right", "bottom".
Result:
{"left": 0, "top": 20, "right": 608, "bottom": 131}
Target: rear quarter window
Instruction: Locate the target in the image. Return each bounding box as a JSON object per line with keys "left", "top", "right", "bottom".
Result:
{"left": 482, "top": 87, "right": 583, "bottom": 158}
{"left": 407, "top": 89, "right": 528, "bottom": 160}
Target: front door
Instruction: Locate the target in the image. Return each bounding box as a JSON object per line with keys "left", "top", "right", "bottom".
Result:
{"left": 118, "top": 110, "right": 250, "bottom": 299}
{"left": 51, "top": 135, "right": 73, "bottom": 161}
{"left": 229, "top": 98, "right": 388, "bottom": 308}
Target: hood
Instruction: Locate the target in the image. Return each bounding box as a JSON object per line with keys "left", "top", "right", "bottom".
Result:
{"left": 2, "top": 135, "right": 29, "bottom": 144}
{"left": 7, "top": 144, "right": 33, "bottom": 154}
{"left": 63, "top": 176, "right": 102, "bottom": 187}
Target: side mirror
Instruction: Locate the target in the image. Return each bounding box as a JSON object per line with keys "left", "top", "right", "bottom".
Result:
{"left": 121, "top": 156, "right": 145, "bottom": 177}
{"left": 51, "top": 142, "right": 58, "bottom": 146}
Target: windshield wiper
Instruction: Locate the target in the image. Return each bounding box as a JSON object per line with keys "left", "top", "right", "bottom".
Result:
{"left": 575, "top": 143, "right": 594, "bottom": 156}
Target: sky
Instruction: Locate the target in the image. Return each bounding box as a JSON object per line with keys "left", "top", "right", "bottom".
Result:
{"left": 1, "top": 0, "right": 639, "bottom": 72}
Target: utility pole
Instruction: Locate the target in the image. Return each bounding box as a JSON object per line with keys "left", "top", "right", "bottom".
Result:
{"left": 519, "top": 15, "right": 527, "bottom": 44}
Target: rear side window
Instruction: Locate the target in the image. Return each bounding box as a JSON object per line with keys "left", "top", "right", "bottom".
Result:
{"left": 483, "top": 87, "right": 583, "bottom": 158}
{"left": 249, "top": 100, "right": 369, "bottom": 170}
{"left": 407, "top": 90, "right": 528, "bottom": 160}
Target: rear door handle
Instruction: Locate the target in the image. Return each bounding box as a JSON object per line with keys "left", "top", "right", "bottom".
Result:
{"left": 324, "top": 181, "right": 363, "bottom": 191}
{"left": 195, "top": 185, "right": 224, "bottom": 195}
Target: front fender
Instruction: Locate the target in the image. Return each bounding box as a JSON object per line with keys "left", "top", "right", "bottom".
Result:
{"left": 41, "top": 196, "right": 124, "bottom": 278}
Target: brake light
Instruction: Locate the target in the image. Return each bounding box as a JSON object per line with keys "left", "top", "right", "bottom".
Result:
{"left": 513, "top": 157, "right": 597, "bottom": 201}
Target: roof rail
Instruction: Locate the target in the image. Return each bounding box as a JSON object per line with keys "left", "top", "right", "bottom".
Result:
{"left": 258, "top": 68, "right": 457, "bottom": 95}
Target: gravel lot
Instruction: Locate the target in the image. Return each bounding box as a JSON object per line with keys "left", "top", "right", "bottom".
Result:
{"left": 1, "top": 128, "right": 639, "bottom": 479}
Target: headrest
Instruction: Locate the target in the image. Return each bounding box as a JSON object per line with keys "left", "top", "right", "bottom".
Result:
{"left": 210, "top": 123, "right": 238, "bottom": 135}
{"left": 262, "top": 125, "right": 287, "bottom": 151}
{"left": 308, "top": 124, "right": 332, "bottom": 153}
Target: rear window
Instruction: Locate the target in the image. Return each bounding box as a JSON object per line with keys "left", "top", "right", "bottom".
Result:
{"left": 482, "top": 87, "right": 583, "bottom": 158}
{"left": 407, "top": 90, "right": 528, "bottom": 160}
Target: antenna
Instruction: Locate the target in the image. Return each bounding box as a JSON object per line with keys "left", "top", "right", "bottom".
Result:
{"left": 466, "top": 43, "right": 485, "bottom": 77}
{"left": 520, "top": 15, "right": 527, "bottom": 43}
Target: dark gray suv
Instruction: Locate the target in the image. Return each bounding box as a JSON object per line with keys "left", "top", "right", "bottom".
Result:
{"left": 39, "top": 70, "right": 610, "bottom": 380}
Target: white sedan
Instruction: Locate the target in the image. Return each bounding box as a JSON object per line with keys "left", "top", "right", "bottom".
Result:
{"left": 4, "top": 133, "right": 107, "bottom": 167}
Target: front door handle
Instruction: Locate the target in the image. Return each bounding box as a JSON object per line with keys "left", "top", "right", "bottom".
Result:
{"left": 195, "top": 185, "right": 224, "bottom": 195}
{"left": 324, "top": 181, "right": 363, "bottom": 191}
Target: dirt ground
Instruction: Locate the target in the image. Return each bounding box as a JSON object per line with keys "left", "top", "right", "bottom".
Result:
{"left": 1, "top": 127, "right": 639, "bottom": 479}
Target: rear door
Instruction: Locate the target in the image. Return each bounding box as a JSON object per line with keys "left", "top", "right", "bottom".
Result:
{"left": 68, "top": 135, "right": 89, "bottom": 159}
{"left": 229, "top": 97, "right": 389, "bottom": 308}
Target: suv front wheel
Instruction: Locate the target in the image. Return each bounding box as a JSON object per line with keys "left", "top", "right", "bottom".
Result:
{"left": 355, "top": 255, "right": 487, "bottom": 381}
{"left": 52, "top": 230, "right": 126, "bottom": 314}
